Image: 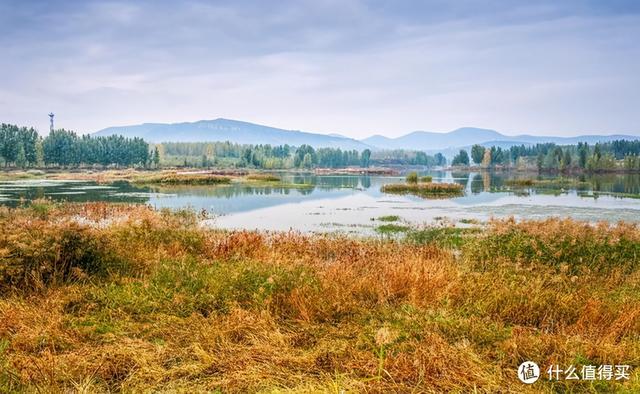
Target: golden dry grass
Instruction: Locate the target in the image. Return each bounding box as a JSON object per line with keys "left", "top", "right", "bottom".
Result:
{"left": 0, "top": 202, "right": 639, "bottom": 392}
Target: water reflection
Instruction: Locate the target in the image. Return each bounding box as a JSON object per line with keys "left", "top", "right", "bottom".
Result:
{"left": 1, "top": 172, "right": 640, "bottom": 231}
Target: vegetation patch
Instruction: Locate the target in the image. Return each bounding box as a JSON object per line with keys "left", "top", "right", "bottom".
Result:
{"left": 0, "top": 203, "right": 639, "bottom": 392}
{"left": 245, "top": 173, "right": 281, "bottom": 182}
{"left": 375, "top": 223, "right": 410, "bottom": 234}
{"left": 134, "top": 172, "right": 232, "bottom": 185}
{"left": 381, "top": 182, "right": 464, "bottom": 198}
{"left": 407, "top": 226, "right": 481, "bottom": 248}
{"left": 376, "top": 215, "right": 400, "bottom": 222}
{"left": 504, "top": 178, "right": 591, "bottom": 189}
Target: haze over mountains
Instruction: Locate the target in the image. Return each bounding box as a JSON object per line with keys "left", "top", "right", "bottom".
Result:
{"left": 94, "top": 118, "right": 639, "bottom": 152}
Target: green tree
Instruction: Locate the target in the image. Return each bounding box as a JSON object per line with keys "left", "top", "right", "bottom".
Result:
{"left": 562, "top": 150, "right": 572, "bottom": 171}
{"left": 16, "top": 145, "right": 26, "bottom": 168}
{"left": 451, "top": 150, "right": 469, "bottom": 166}
{"left": 578, "top": 142, "right": 589, "bottom": 168}
{"left": 153, "top": 147, "right": 161, "bottom": 168}
{"left": 537, "top": 152, "right": 544, "bottom": 172}
{"left": 0, "top": 124, "right": 19, "bottom": 166}
{"left": 294, "top": 145, "right": 316, "bottom": 168}
{"left": 361, "top": 149, "right": 371, "bottom": 168}
{"left": 471, "top": 144, "right": 485, "bottom": 165}
{"left": 434, "top": 153, "right": 446, "bottom": 166}
{"left": 302, "top": 153, "right": 313, "bottom": 168}
{"left": 35, "top": 140, "right": 44, "bottom": 167}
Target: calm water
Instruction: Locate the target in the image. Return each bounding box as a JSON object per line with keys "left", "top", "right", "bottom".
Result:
{"left": 1, "top": 172, "right": 640, "bottom": 234}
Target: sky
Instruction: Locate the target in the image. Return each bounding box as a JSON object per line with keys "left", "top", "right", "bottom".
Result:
{"left": 1, "top": 0, "right": 639, "bottom": 139}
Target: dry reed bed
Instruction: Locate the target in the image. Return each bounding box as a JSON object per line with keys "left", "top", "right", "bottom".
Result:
{"left": 0, "top": 203, "right": 639, "bottom": 392}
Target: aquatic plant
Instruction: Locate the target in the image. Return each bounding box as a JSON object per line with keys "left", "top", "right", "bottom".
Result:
{"left": 245, "top": 173, "right": 281, "bottom": 182}
{"left": 381, "top": 182, "right": 464, "bottom": 198}
{"left": 135, "top": 172, "right": 232, "bottom": 185}
{"left": 504, "top": 178, "right": 591, "bottom": 189}
{"left": 406, "top": 172, "right": 418, "bottom": 184}
{"left": 376, "top": 215, "right": 400, "bottom": 222}
{"left": 375, "top": 223, "right": 410, "bottom": 234}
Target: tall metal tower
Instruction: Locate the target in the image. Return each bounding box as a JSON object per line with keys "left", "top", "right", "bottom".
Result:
{"left": 48, "top": 113, "right": 54, "bottom": 132}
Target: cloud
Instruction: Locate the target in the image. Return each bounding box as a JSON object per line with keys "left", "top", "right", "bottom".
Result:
{"left": 0, "top": 0, "right": 639, "bottom": 137}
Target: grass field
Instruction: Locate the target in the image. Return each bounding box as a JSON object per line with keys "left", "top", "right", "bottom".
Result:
{"left": 0, "top": 202, "right": 639, "bottom": 392}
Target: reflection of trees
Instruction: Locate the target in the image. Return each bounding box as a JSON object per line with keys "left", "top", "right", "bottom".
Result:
{"left": 623, "top": 175, "right": 640, "bottom": 194}
{"left": 360, "top": 176, "right": 371, "bottom": 189}
{"left": 470, "top": 174, "right": 483, "bottom": 194}
{"left": 291, "top": 175, "right": 364, "bottom": 189}
{"left": 582, "top": 173, "right": 640, "bottom": 194}
{"left": 153, "top": 184, "right": 316, "bottom": 198}
{"left": 483, "top": 172, "right": 491, "bottom": 191}
{"left": 450, "top": 172, "right": 468, "bottom": 188}
{"left": 443, "top": 170, "right": 495, "bottom": 192}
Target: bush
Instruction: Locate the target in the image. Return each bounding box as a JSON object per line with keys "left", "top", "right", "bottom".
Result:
{"left": 0, "top": 223, "right": 121, "bottom": 291}
{"left": 406, "top": 172, "right": 418, "bottom": 184}
{"left": 420, "top": 176, "right": 433, "bottom": 183}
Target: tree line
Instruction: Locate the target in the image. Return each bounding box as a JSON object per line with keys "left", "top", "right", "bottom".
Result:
{"left": 161, "top": 141, "right": 446, "bottom": 169}
{"left": 450, "top": 139, "right": 640, "bottom": 172}
{"left": 1, "top": 124, "right": 449, "bottom": 170}
{"left": 0, "top": 124, "right": 152, "bottom": 168}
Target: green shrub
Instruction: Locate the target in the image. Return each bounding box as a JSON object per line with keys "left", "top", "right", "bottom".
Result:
{"left": 406, "top": 172, "right": 418, "bottom": 184}
{"left": 407, "top": 227, "right": 480, "bottom": 248}
{"left": 381, "top": 182, "right": 464, "bottom": 199}
{"left": 376, "top": 224, "right": 410, "bottom": 235}
{"left": 463, "top": 219, "right": 640, "bottom": 274}
{"left": 377, "top": 215, "right": 400, "bottom": 222}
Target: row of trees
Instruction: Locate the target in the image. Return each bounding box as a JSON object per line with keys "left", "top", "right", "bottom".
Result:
{"left": 2, "top": 124, "right": 451, "bottom": 170}
{"left": 161, "top": 141, "right": 447, "bottom": 169}
{"left": 0, "top": 124, "right": 40, "bottom": 167}
{"left": 370, "top": 150, "right": 446, "bottom": 167}
{"left": 0, "top": 124, "right": 153, "bottom": 168}
{"left": 43, "top": 130, "right": 151, "bottom": 167}
{"left": 292, "top": 145, "right": 371, "bottom": 169}
{"left": 451, "top": 140, "right": 640, "bottom": 172}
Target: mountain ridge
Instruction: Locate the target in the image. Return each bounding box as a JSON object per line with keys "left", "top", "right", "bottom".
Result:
{"left": 94, "top": 118, "right": 639, "bottom": 151}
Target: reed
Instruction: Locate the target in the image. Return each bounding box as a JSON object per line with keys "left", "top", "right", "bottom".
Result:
{"left": 0, "top": 202, "right": 638, "bottom": 392}
{"left": 504, "top": 178, "right": 591, "bottom": 189}
{"left": 382, "top": 182, "right": 464, "bottom": 198}
{"left": 134, "top": 172, "right": 232, "bottom": 185}
{"left": 245, "top": 173, "right": 281, "bottom": 182}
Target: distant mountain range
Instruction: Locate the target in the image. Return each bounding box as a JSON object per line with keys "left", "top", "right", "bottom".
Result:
{"left": 94, "top": 118, "right": 639, "bottom": 152}
{"left": 94, "top": 118, "right": 370, "bottom": 151}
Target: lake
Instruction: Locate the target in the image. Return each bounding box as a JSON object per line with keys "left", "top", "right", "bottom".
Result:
{"left": 1, "top": 171, "right": 640, "bottom": 234}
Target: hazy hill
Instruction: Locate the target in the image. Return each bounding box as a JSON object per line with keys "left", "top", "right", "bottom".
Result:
{"left": 362, "top": 127, "right": 504, "bottom": 150}
{"left": 94, "top": 119, "right": 638, "bottom": 152}
{"left": 94, "top": 118, "right": 372, "bottom": 151}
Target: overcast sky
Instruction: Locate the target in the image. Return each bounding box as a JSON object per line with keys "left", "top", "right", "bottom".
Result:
{"left": 1, "top": 0, "right": 639, "bottom": 138}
